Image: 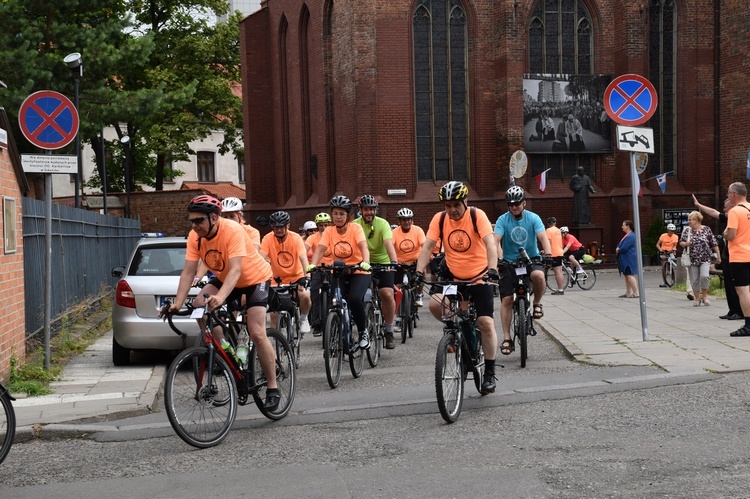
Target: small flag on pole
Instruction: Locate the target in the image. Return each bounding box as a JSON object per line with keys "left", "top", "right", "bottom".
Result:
{"left": 656, "top": 173, "right": 667, "bottom": 194}
{"left": 636, "top": 175, "right": 642, "bottom": 197}
{"left": 535, "top": 168, "right": 551, "bottom": 194}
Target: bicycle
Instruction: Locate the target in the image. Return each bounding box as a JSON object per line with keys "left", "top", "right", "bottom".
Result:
{"left": 269, "top": 279, "right": 303, "bottom": 369}
{"left": 314, "top": 261, "right": 368, "bottom": 388}
{"left": 395, "top": 263, "right": 420, "bottom": 344}
{"left": 364, "top": 269, "right": 384, "bottom": 368}
{"left": 500, "top": 248, "right": 539, "bottom": 368}
{"left": 431, "top": 275, "right": 496, "bottom": 423}
{"left": 162, "top": 296, "right": 296, "bottom": 448}
{"left": 659, "top": 250, "right": 677, "bottom": 287}
{"left": 0, "top": 381, "right": 16, "bottom": 464}
{"left": 544, "top": 257, "right": 597, "bottom": 291}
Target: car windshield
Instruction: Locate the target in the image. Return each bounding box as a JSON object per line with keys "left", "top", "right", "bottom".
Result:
{"left": 129, "top": 246, "right": 186, "bottom": 276}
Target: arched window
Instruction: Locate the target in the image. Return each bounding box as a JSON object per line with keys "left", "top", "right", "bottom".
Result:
{"left": 648, "top": 0, "right": 676, "bottom": 175}
{"left": 413, "top": 0, "right": 469, "bottom": 182}
{"left": 528, "top": 0, "right": 594, "bottom": 180}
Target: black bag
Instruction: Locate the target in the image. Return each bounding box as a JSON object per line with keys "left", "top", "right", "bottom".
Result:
{"left": 268, "top": 287, "right": 296, "bottom": 314}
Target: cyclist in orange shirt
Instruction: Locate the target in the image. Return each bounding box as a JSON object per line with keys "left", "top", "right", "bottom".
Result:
{"left": 546, "top": 217, "right": 566, "bottom": 294}
{"left": 308, "top": 196, "right": 373, "bottom": 348}
{"left": 657, "top": 223, "right": 679, "bottom": 287}
{"left": 305, "top": 212, "right": 333, "bottom": 336}
{"left": 260, "top": 211, "right": 312, "bottom": 335}
{"left": 392, "top": 207, "right": 426, "bottom": 307}
{"left": 165, "top": 195, "right": 281, "bottom": 411}
{"left": 725, "top": 182, "right": 750, "bottom": 337}
{"left": 415, "top": 181, "right": 499, "bottom": 395}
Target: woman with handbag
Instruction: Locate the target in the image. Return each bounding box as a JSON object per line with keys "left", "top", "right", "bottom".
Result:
{"left": 616, "top": 220, "right": 639, "bottom": 298}
{"left": 680, "top": 211, "right": 721, "bottom": 306}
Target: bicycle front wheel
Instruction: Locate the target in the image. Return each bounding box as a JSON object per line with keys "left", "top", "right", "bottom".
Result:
{"left": 349, "top": 322, "right": 365, "bottom": 379}
{"left": 665, "top": 263, "right": 676, "bottom": 287}
{"left": 251, "top": 328, "right": 296, "bottom": 420}
{"left": 365, "top": 303, "right": 381, "bottom": 368}
{"left": 400, "top": 289, "right": 410, "bottom": 344}
{"left": 324, "top": 311, "right": 343, "bottom": 388}
{"left": 165, "top": 346, "right": 237, "bottom": 448}
{"left": 514, "top": 298, "right": 529, "bottom": 368}
{"left": 0, "top": 389, "right": 15, "bottom": 464}
{"left": 435, "top": 332, "right": 464, "bottom": 423}
{"left": 545, "top": 267, "right": 558, "bottom": 292}
{"left": 576, "top": 266, "right": 597, "bottom": 290}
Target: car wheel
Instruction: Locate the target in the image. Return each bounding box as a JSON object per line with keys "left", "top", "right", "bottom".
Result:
{"left": 112, "top": 336, "right": 131, "bottom": 366}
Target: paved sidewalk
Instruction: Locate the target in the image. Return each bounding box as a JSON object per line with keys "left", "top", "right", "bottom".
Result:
{"left": 10, "top": 268, "right": 750, "bottom": 436}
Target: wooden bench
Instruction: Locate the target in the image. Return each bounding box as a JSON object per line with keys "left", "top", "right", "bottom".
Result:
{"left": 709, "top": 268, "right": 724, "bottom": 287}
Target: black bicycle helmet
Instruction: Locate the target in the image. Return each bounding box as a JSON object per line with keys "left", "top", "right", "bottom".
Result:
{"left": 358, "top": 194, "right": 378, "bottom": 207}
{"left": 188, "top": 195, "right": 222, "bottom": 214}
{"left": 269, "top": 211, "right": 291, "bottom": 227}
{"left": 438, "top": 181, "right": 469, "bottom": 201}
{"left": 329, "top": 195, "right": 353, "bottom": 212}
{"left": 396, "top": 207, "right": 414, "bottom": 218}
{"left": 505, "top": 186, "right": 526, "bottom": 204}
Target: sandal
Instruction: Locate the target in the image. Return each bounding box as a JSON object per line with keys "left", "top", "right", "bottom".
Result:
{"left": 500, "top": 339, "right": 514, "bottom": 355}
{"left": 533, "top": 303, "right": 544, "bottom": 319}
{"left": 730, "top": 326, "right": 750, "bottom": 337}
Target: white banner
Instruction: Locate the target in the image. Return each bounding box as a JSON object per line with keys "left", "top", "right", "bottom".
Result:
{"left": 21, "top": 154, "right": 77, "bottom": 173}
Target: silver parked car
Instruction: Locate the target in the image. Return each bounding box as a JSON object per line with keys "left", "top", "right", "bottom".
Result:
{"left": 111, "top": 236, "right": 200, "bottom": 365}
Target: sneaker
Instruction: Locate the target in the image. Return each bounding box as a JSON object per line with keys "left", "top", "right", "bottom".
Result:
{"left": 659, "top": 283, "right": 669, "bottom": 288}
{"left": 312, "top": 327, "right": 322, "bottom": 337}
{"left": 575, "top": 268, "right": 584, "bottom": 274}
{"left": 358, "top": 330, "right": 370, "bottom": 349}
{"left": 415, "top": 294, "right": 424, "bottom": 307}
{"left": 263, "top": 389, "right": 281, "bottom": 411}
{"left": 687, "top": 293, "right": 695, "bottom": 301}
{"left": 385, "top": 332, "right": 395, "bottom": 349}
{"left": 551, "top": 290, "right": 564, "bottom": 295}
{"left": 480, "top": 373, "right": 496, "bottom": 395}
{"left": 300, "top": 319, "right": 311, "bottom": 334}
{"left": 729, "top": 313, "right": 744, "bottom": 320}
{"left": 393, "top": 319, "right": 402, "bottom": 333}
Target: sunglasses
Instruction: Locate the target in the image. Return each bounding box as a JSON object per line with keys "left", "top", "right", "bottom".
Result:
{"left": 507, "top": 202, "right": 522, "bottom": 207}
{"left": 368, "top": 226, "right": 375, "bottom": 239}
{"left": 189, "top": 216, "right": 209, "bottom": 225}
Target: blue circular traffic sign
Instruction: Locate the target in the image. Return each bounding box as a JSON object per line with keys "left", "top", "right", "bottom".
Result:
{"left": 18, "top": 90, "right": 79, "bottom": 150}
{"left": 604, "top": 74, "right": 658, "bottom": 126}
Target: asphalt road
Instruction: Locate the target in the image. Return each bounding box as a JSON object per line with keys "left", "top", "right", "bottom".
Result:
{"left": 4, "top": 271, "right": 750, "bottom": 496}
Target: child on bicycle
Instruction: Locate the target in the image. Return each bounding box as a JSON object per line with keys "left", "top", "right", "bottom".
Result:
{"left": 657, "top": 223, "right": 679, "bottom": 287}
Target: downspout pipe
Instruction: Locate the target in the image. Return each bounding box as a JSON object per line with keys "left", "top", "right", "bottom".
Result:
{"left": 714, "top": 0, "right": 721, "bottom": 209}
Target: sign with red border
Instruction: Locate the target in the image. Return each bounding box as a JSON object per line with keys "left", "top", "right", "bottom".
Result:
{"left": 604, "top": 74, "right": 658, "bottom": 126}
{"left": 18, "top": 90, "right": 79, "bottom": 150}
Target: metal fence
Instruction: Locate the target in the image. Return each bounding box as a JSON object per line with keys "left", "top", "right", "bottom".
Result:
{"left": 22, "top": 198, "right": 141, "bottom": 336}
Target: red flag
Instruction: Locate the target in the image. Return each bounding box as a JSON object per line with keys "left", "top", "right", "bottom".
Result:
{"left": 535, "top": 168, "right": 551, "bottom": 194}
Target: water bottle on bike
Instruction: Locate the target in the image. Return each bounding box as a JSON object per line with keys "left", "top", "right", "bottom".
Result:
{"left": 236, "top": 327, "right": 250, "bottom": 370}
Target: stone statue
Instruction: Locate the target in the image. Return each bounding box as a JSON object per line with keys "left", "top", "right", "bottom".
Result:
{"left": 570, "top": 166, "right": 596, "bottom": 225}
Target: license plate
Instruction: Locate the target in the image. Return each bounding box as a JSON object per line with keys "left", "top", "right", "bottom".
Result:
{"left": 515, "top": 267, "right": 527, "bottom": 276}
{"left": 443, "top": 284, "right": 458, "bottom": 296}
{"left": 159, "top": 296, "right": 176, "bottom": 308}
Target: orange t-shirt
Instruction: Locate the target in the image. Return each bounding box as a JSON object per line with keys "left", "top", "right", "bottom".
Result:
{"left": 260, "top": 231, "right": 307, "bottom": 284}
{"left": 425, "top": 208, "right": 494, "bottom": 280}
{"left": 546, "top": 226, "right": 564, "bottom": 257}
{"left": 727, "top": 202, "right": 750, "bottom": 262}
{"left": 318, "top": 222, "right": 367, "bottom": 266}
{"left": 305, "top": 230, "right": 333, "bottom": 265}
{"left": 186, "top": 218, "right": 272, "bottom": 287}
{"left": 392, "top": 225, "right": 426, "bottom": 263}
{"left": 244, "top": 224, "right": 260, "bottom": 248}
{"left": 657, "top": 233, "right": 678, "bottom": 252}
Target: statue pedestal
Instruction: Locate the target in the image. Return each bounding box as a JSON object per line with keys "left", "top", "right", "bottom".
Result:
{"left": 571, "top": 226, "right": 603, "bottom": 254}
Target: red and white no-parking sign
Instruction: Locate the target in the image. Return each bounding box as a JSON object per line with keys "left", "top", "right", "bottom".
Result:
{"left": 18, "top": 90, "right": 79, "bottom": 150}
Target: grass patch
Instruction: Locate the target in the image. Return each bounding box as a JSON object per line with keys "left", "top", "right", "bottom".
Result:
{"left": 8, "top": 296, "right": 112, "bottom": 397}
{"left": 672, "top": 275, "right": 725, "bottom": 299}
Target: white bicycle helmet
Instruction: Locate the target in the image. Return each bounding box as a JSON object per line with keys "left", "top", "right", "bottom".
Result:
{"left": 221, "top": 196, "right": 244, "bottom": 213}
{"left": 666, "top": 223, "right": 676, "bottom": 231}
{"left": 560, "top": 226, "right": 569, "bottom": 234}
{"left": 396, "top": 207, "right": 414, "bottom": 218}
{"left": 303, "top": 221, "right": 317, "bottom": 231}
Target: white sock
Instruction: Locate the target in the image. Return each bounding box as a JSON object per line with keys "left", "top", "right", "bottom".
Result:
{"left": 300, "top": 313, "right": 308, "bottom": 322}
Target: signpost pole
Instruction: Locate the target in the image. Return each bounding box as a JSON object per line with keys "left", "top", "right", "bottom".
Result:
{"left": 630, "top": 151, "right": 649, "bottom": 341}
{"left": 44, "top": 153, "right": 53, "bottom": 369}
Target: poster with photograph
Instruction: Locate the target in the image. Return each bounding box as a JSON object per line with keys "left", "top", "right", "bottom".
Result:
{"left": 523, "top": 74, "right": 613, "bottom": 154}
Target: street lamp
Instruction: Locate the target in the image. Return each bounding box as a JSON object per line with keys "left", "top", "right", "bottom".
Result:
{"left": 120, "top": 136, "right": 131, "bottom": 217}
{"left": 63, "top": 52, "right": 83, "bottom": 209}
